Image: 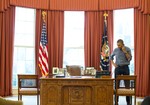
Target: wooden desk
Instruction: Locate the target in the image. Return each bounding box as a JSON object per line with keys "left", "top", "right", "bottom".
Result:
{"left": 40, "top": 76, "right": 114, "bottom": 105}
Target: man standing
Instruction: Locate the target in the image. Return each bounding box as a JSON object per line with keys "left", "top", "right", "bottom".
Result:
{"left": 110, "top": 39, "right": 132, "bottom": 105}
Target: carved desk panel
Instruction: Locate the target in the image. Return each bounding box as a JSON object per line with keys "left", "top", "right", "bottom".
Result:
{"left": 40, "top": 77, "right": 114, "bottom": 105}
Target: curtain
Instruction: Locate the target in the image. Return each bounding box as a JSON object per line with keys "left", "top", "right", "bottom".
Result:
{"left": 10, "top": 0, "right": 49, "bottom": 10}
{"left": 0, "top": 6, "right": 15, "bottom": 96}
{"left": 35, "top": 10, "right": 42, "bottom": 77}
{"left": 49, "top": 0, "right": 138, "bottom": 11}
{"left": 107, "top": 11, "right": 114, "bottom": 72}
{"left": 9, "top": 0, "right": 140, "bottom": 11}
{"left": 138, "top": 0, "right": 150, "bottom": 14}
{"left": 47, "top": 11, "right": 64, "bottom": 74}
{"left": 84, "top": 11, "right": 113, "bottom": 70}
{"left": 0, "top": 0, "right": 10, "bottom": 12}
{"left": 35, "top": 10, "right": 64, "bottom": 75}
{"left": 49, "top": 0, "right": 98, "bottom": 11}
{"left": 99, "top": 0, "right": 139, "bottom": 10}
{"left": 0, "top": 0, "right": 5, "bottom": 11}
{"left": 134, "top": 9, "right": 150, "bottom": 97}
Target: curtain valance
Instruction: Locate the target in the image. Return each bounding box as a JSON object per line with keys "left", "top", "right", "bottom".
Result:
{"left": 1, "top": 0, "right": 150, "bottom": 14}
{"left": 138, "top": 0, "right": 150, "bottom": 14}
{"left": 99, "top": 0, "right": 139, "bottom": 10}
{"left": 49, "top": 0, "right": 99, "bottom": 11}
{"left": 10, "top": 0, "right": 49, "bottom": 10}
{"left": 0, "top": 0, "right": 10, "bottom": 12}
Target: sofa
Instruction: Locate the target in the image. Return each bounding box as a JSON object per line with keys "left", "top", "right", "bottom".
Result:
{"left": 0, "top": 96, "right": 23, "bottom": 105}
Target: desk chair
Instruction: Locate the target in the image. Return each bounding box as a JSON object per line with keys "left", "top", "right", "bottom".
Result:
{"left": 66, "top": 65, "right": 82, "bottom": 76}
{"left": 18, "top": 74, "right": 39, "bottom": 105}
{"left": 115, "top": 75, "right": 137, "bottom": 105}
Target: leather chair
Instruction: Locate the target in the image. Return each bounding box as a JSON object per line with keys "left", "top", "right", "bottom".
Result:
{"left": 115, "top": 75, "right": 137, "bottom": 105}
{"left": 0, "top": 96, "right": 23, "bottom": 105}
{"left": 66, "top": 65, "right": 82, "bottom": 76}
{"left": 141, "top": 96, "right": 150, "bottom": 105}
{"left": 18, "top": 74, "right": 39, "bottom": 105}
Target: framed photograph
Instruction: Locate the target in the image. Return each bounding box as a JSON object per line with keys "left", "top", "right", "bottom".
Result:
{"left": 52, "top": 67, "right": 59, "bottom": 74}
{"left": 58, "top": 68, "right": 66, "bottom": 74}
{"left": 85, "top": 67, "right": 94, "bottom": 70}
{"left": 85, "top": 67, "right": 95, "bottom": 75}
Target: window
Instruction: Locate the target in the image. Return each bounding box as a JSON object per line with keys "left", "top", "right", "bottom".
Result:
{"left": 12, "top": 7, "right": 36, "bottom": 88}
{"left": 113, "top": 8, "right": 134, "bottom": 75}
{"left": 63, "top": 11, "right": 84, "bottom": 67}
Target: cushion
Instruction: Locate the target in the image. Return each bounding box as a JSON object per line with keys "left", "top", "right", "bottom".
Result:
{"left": 117, "top": 89, "right": 135, "bottom": 95}
{"left": 0, "top": 97, "right": 23, "bottom": 105}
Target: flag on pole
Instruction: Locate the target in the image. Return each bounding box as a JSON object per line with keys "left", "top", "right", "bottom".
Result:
{"left": 38, "top": 11, "right": 49, "bottom": 77}
{"left": 100, "top": 12, "right": 110, "bottom": 71}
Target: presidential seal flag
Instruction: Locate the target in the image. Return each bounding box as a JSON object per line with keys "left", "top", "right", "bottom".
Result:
{"left": 100, "top": 12, "right": 110, "bottom": 71}
{"left": 38, "top": 11, "right": 49, "bottom": 77}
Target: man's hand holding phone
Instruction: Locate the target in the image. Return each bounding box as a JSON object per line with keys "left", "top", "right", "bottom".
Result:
{"left": 122, "top": 46, "right": 127, "bottom": 54}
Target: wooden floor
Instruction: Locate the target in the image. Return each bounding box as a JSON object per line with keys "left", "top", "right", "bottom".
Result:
{"left": 5, "top": 95, "right": 143, "bottom": 105}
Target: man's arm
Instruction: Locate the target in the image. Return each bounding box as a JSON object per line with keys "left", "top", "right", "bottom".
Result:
{"left": 110, "top": 50, "right": 118, "bottom": 68}
{"left": 124, "top": 52, "right": 131, "bottom": 61}
{"left": 122, "top": 46, "right": 132, "bottom": 61}
{"left": 111, "top": 60, "right": 118, "bottom": 68}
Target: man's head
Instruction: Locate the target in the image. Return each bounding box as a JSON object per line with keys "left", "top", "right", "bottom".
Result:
{"left": 117, "top": 39, "right": 124, "bottom": 49}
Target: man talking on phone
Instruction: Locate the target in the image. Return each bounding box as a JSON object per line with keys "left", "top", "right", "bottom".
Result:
{"left": 110, "top": 39, "right": 132, "bottom": 105}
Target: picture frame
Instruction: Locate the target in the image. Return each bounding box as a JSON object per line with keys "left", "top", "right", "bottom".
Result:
{"left": 52, "top": 67, "right": 59, "bottom": 74}
{"left": 85, "top": 67, "right": 94, "bottom": 70}
{"left": 58, "top": 68, "right": 66, "bottom": 74}
{"left": 84, "top": 67, "right": 95, "bottom": 75}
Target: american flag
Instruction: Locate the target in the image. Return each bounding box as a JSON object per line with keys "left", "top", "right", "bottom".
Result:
{"left": 100, "top": 17, "right": 110, "bottom": 71}
{"left": 38, "top": 21, "right": 49, "bottom": 77}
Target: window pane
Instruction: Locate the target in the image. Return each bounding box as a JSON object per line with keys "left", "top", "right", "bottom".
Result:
{"left": 13, "top": 7, "right": 36, "bottom": 88}
{"left": 15, "top": 7, "right": 35, "bottom": 22}
{"left": 17, "top": 47, "right": 26, "bottom": 60}
{"left": 114, "top": 9, "right": 134, "bottom": 48}
{"left": 63, "top": 11, "right": 84, "bottom": 67}
{"left": 26, "top": 48, "right": 34, "bottom": 60}
{"left": 14, "top": 7, "right": 35, "bottom": 47}
{"left": 64, "top": 48, "right": 84, "bottom": 66}
{"left": 113, "top": 8, "right": 134, "bottom": 75}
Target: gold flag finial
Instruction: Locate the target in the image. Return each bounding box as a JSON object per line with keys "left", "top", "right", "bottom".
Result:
{"left": 42, "top": 11, "right": 46, "bottom": 22}
{"left": 103, "top": 12, "right": 108, "bottom": 20}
